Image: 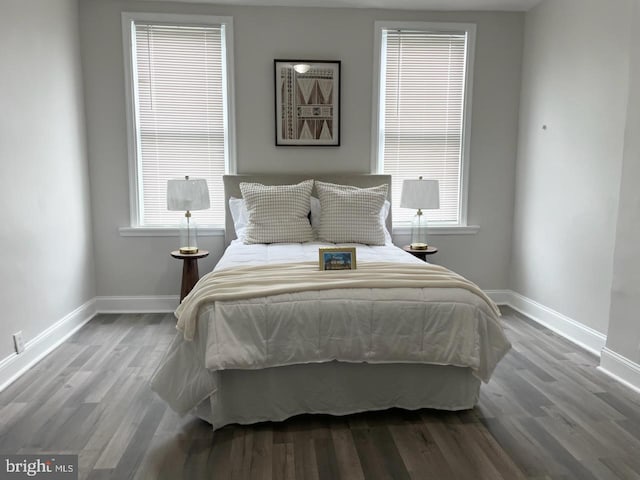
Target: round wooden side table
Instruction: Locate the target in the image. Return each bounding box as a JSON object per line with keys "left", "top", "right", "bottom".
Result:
{"left": 171, "top": 250, "right": 209, "bottom": 302}
{"left": 402, "top": 245, "right": 438, "bottom": 262}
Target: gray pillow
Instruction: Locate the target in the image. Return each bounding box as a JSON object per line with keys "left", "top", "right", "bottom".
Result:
{"left": 240, "top": 180, "right": 314, "bottom": 244}
{"left": 315, "top": 181, "right": 388, "bottom": 245}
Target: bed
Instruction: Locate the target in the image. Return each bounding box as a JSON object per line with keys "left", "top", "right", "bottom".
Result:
{"left": 150, "top": 174, "right": 510, "bottom": 430}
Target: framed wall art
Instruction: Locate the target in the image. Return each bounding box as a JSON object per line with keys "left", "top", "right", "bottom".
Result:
{"left": 274, "top": 59, "right": 341, "bottom": 146}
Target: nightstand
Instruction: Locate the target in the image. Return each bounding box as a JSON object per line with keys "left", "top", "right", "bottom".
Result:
{"left": 402, "top": 245, "right": 438, "bottom": 262}
{"left": 171, "top": 250, "right": 209, "bottom": 302}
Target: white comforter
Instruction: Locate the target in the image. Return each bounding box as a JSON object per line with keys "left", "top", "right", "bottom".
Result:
{"left": 151, "top": 241, "right": 510, "bottom": 415}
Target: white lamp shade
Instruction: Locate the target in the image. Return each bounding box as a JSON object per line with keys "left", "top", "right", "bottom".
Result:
{"left": 400, "top": 179, "right": 440, "bottom": 210}
{"left": 167, "top": 177, "right": 210, "bottom": 211}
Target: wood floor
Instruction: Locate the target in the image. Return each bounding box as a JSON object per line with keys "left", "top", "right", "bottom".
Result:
{"left": 1, "top": 308, "right": 640, "bottom": 480}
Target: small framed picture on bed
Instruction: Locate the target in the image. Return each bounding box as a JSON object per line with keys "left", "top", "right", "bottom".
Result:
{"left": 319, "top": 247, "right": 356, "bottom": 271}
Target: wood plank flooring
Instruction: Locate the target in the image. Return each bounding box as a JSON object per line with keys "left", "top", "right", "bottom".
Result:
{"left": 1, "top": 307, "right": 640, "bottom": 479}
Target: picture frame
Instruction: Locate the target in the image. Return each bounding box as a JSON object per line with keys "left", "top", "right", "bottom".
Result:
{"left": 274, "top": 59, "right": 341, "bottom": 146}
{"left": 319, "top": 247, "right": 356, "bottom": 271}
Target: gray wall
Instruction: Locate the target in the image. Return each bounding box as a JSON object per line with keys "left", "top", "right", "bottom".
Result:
{"left": 606, "top": 0, "right": 640, "bottom": 363}
{"left": 511, "top": 0, "right": 631, "bottom": 334}
{"left": 0, "top": 0, "right": 95, "bottom": 358}
{"left": 79, "top": 0, "right": 524, "bottom": 296}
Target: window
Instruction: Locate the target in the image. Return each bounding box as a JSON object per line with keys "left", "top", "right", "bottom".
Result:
{"left": 122, "top": 13, "right": 235, "bottom": 228}
{"left": 373, "top": 22, "right": 475, "bottom": 226}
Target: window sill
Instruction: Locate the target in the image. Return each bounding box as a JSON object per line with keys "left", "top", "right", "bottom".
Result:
{"left": 119, "top": 225, "right": 479, "bottom": 238}
{"left": 392, "top": 225, "right": 480, "bottom": 236}
{"left": 118, "top": 226, "right": 225, "bottom": 237}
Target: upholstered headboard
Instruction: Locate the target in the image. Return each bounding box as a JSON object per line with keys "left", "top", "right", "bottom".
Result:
{"left": 223, "top": 174, "right": 392, "bottom": 246}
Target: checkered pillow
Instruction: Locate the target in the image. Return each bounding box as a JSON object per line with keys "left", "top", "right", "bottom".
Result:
{"left": 240, "top": 180, "right": 314, "bottom": 244}
{"left": 316, "top": 181, "right": 388, "bottom": 245}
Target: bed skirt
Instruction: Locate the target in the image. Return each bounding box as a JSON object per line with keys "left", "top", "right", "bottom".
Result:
{"left": 190, "top": 361, "right": 481, "bottom": 429}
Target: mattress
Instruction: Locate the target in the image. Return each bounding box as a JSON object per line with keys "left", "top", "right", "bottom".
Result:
{"left": 215, "top": 240, "right": 425, "bottom": 270}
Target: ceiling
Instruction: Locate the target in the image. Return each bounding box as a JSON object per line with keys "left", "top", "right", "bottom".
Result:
{"left": 148, "top": 0, "right": 544, "bottom": 12}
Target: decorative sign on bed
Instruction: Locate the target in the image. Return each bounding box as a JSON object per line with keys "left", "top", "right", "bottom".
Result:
{"left": 274, "top": 59, "right": 341, "bottom": 146}
{"left": 319, "top": 247, "right": 356, "bottom": 270}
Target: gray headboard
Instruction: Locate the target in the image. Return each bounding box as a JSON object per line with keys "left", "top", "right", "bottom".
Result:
{"left": 223, "top": 174, "right": 392, "bottom": 246}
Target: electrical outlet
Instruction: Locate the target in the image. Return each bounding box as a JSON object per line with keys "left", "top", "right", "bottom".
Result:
{"left": 13, "top": 331, "right": 25, "bottom": 354}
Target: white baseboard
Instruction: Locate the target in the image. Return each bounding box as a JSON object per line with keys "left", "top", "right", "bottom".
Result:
{"left": 599, "top": 348, "right": 640, "bottom": 395}
{"left": 0, "top": 295, "right": 179, "bottom": 393}
{"left": 489, "top": 289, "right": 640, "bottom": 391}
{"left": 487, "top": 289, "right": 606, "bottom": 357}
{"left": 0, "top": 292, "right": 629, "bottom": 395}
{"left": 485, "top": 289, "right": 513, "bottom": 306}
{"left": 0, "top": 299, "right": 97, "bottom": 393}
{"left": 94, "top": 295, "right": 179, "bottom": 313}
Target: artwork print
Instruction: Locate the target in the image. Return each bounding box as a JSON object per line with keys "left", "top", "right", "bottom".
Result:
{"left": 319, "top": 247, "right": 356, "bottom": 270}
{"left": 274, "top": 60, "right": 341, "bottom": 146}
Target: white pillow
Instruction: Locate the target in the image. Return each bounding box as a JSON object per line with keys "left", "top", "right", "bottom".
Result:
{"left": 380, "top": 200, "right": 392, "bottom": 245}
{"left": 309, "top": 196, "right": 321, "bottom": 237}
{"left": 240, "top": 180, "right": 314, "bottom": 244}
{"left": 232, "top": 193, "right": 392, "bottom": 244}
{"left": 231, "top": 196, "right": 321, "bottom": 241}
{"left": 309, "top": 198, "right": 392, "bottom": 245}
{"left": 229, "top": 197, "right": 248, "bottom": 241}
{"left": 316, "top": 181, "right": 388, "bottom": 245}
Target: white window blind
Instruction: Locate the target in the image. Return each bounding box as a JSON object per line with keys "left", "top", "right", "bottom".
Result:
{"left": 130, "top": 20, "right": 229, "bottom": 227}
{"left": 379, "top": 27, "right": 470, "bottom": 225}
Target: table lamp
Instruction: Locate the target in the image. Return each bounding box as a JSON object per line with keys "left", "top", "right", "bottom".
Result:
{"left": 167, "top": 176, "right": 210, "bottom": 254}
{"left": 400, "top": 177, "right": 440, "bottom": 250}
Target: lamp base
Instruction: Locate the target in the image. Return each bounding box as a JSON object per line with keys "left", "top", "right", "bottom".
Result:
{"left": 179, "top": 246, "right": 199, "bottom": 254}
{"left": 409, "top": 242, "right": 429, "bottom": 250}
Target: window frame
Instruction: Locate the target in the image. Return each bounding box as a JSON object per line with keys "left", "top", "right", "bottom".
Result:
{"left": 371, "top": 21, "right": 477, "bottom": 229}
{"left": 121, "top": 12, "right": 236, "bottom": 231}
